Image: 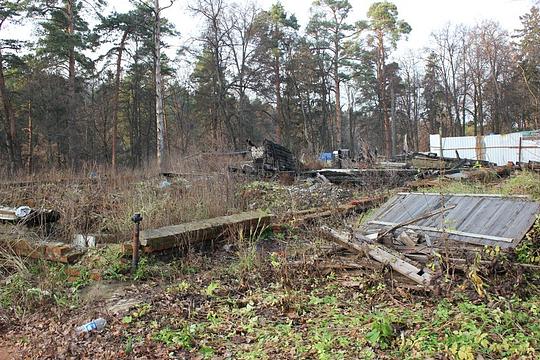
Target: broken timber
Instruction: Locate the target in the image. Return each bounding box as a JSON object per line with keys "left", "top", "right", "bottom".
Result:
{"left": 139, "top": 210, "right": 273, "bottom": 253}
{"left": 320, "top": 226, "right": 434, "bottom": 287}
{"left": 281, "top": 196, "right": 386, "bottom": 228}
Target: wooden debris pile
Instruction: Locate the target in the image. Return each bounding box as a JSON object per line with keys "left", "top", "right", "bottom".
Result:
{"left": 1, "top": 238, "right": 84, "bottom": 264}
{"left": 277, "top": 195, "right": 386, "bottom": 229}
{"left": 310, "top": 192, "right": 540, "bottom": 292}
{"left": 231, "top": 139, "right": 296, "bottom": 176}
{"left": 302, "top": 168, "right": 417, "bottom": 187}
{"left": 0, "top": 205, "right": 85, "bottom": 263}
{"left": 411, "top": 152, "right": 495, "bottom": 170}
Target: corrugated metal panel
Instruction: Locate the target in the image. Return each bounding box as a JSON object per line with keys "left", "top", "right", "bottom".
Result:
{"left": 430, "top": 131, "right": 540, "bottom": 165}
{"left": 430, "top": 134, "right": 478, "bottom": 160}
{"left": 366, "top": 193, "right": 540, "bottom": 248}
{"left": 483, "top": 133, "right": 521, "bottom": 165}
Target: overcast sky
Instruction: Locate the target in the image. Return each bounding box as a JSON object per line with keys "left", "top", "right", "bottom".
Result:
{"left": 2, "top": 0, "right": 537, "bottom": 57}
{"left": 131, "top": 0, "right": 535, "bottom": 49}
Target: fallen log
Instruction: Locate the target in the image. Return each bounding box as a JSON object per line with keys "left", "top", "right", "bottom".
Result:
{"left": 320, "top": 226, "right": 434, "bottom": 287}
{"left": 140, "top": 210, "right": 273, "bottom": 252}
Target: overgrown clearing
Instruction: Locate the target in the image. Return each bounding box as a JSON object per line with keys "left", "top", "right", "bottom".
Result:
{"left": 1, "top": 168, "right": 540, "bottom": 359}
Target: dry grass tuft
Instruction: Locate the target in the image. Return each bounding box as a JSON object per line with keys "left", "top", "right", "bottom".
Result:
{"left": 0, "top": 157, "right": 248, "bottom": 246}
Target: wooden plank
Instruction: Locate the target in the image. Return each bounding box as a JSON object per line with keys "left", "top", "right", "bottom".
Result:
{"left": 404, "top": 253, "right": 540, "bottom": 270}
{"left": 368, "top": 221, "right": 514, "bottom": 243}
{"left": 140, "top": 210, "right": 273, "bottom": 252}
{"left": 320, "top": 226, "right": 434, "bottom": 286}
{"left": 0, "top": 207, "right": 18, "bottom": 221}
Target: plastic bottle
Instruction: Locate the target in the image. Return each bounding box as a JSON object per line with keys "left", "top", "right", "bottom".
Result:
{"left": 75, "top": 318, "right": 107, "bottom": 334}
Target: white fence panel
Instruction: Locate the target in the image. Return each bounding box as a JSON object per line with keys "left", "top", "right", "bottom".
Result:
{"left": 430, "top": 131, "right": 540, "bottom": 166}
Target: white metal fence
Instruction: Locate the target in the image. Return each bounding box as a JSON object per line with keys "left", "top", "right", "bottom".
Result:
{"left": 430, "top": 130, "right": 540, "bottom": 166}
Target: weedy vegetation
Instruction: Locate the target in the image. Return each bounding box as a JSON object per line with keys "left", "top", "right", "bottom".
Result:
{"left": 1, "top": 168, "right": 540, "bottom": 358}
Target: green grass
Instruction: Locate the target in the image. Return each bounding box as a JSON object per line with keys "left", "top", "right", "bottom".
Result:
{"left": 423, "top": 181, "right": 494, "bottom": 195}
{"left": 139, "top": 273, "right": 540, "bottom": 359}
{"left": 2, "top": 240, "right": 540, "bottom": 358}
{"left": 421, "top": 171, "right": 540, "bottom": 199}
{"left": 499, "top": 171, "right": 540, "bottom": 200}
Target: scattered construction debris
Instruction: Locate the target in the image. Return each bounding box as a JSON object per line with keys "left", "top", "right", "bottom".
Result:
{"left": 231, "top": 139, "right": 296, "bottom": 176}
{"left": 302, "top": 168, "right": 418, "bottom": 187}
{"left": 411, "top": 152, "right": 495, "bottom": 170}
{"left": 312, "top": 192, "right": 540, "bottom": 291}
{"left": 320, "top": 226, "right": 434, "bottom": 287}
{"left": 279, "top": 195, "right": 386, "bottom": 228}
{"left": 1, "top": 238, "right": 83, "bottom": 264}
{"left": 0, "top": 206, "right": 60, "bottom": 226}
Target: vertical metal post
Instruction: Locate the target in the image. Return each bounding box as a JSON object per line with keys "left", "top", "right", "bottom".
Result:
{"left": 518, "top": 136, "right": 523, "bottom": 165}
{"left": 131, "top": 213, "right": 143, "bottom": 271}
{"left": 439, "top": 126, "right": 444, "bottom": 158}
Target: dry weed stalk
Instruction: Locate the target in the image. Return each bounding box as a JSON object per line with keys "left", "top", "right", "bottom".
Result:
{"left": 0, "top": 156, "right": 246, "bottom": 247}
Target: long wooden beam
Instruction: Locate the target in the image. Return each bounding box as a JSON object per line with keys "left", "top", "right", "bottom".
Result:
{"left": 140, "top": 210, "right": 274, "bottom": 252}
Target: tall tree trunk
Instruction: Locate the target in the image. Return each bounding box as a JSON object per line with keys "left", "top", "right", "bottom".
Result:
{"left": 478, "top": 82, "right": 484, "bottom": 135}
{"left": 67, "top": 0, "right": 76, "bottom": 163}
{"left": 347, "top": 87, "right": 354, "bottom": 156}
{"left": 155, "top": 0, "right": 166, "bottom": 172}
{"left": 112, "top": 30, "right": 129, "bottom": 173}
{"left": 274, "top": 52, "right": 283, "bottom": 143}
{"left": 376, "top": 32, "right": 391, "bottom": 157}
{"left": 390, "top": 85, "right": 396, "bottom": 157}
{"left": 0, "top": 48, "right": 18, "bottom": 172}
{"left": 461, "top": 47, "right": 468, "bottom": 136}
{"left": 473, "top": 84, "right": 478, "bottom": 136}
{"left": 333, "top": 40, "right": 341, "bottom": 148}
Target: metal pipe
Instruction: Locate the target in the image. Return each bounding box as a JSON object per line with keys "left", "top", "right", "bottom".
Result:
{"left": 131, "top": 213, "right": 143, "bottom": 271}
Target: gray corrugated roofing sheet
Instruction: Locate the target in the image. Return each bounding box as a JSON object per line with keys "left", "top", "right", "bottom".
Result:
{"left": 366, "top": 193, "right": 540, "bottom": 248}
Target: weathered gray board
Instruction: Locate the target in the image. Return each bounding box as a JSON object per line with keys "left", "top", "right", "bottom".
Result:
{"left": 365, "top": 193, "right": 540, "bottom": 248}
{"left": 140, "top": 210, "right": 273, "bottom": 252}
{"left": 0, "top": 207, "right": 18, "bottom": 221}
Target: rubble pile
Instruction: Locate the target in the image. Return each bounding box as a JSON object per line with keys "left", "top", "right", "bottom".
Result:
{"left": 241, "top": 180, "right": 357, "bottom": 214}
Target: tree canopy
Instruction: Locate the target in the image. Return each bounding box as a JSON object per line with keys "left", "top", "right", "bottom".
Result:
{"left": 0, "top": 0, "right": 538, "bottom": 173}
